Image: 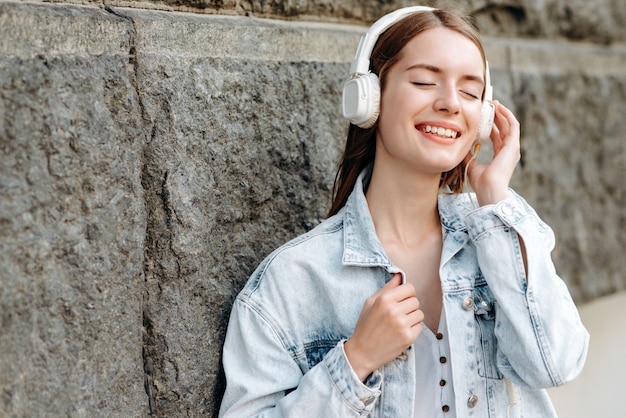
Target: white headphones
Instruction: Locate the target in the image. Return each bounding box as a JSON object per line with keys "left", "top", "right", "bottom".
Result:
{"left": 342, "top": 6, "right": 495, "bottom": 145}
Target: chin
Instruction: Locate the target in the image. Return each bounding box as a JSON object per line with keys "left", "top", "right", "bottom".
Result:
{"left": 428, "top": 154, "right": 466, "bottom": 174}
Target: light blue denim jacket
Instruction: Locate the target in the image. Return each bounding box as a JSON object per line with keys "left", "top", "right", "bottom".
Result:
{"left": 219, "top": 169, "right": 589, "bottom": 417}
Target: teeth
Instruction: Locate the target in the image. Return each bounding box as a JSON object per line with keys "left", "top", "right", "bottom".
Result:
{"left": 422, "top": 125, "right": 458, "bottom": 139}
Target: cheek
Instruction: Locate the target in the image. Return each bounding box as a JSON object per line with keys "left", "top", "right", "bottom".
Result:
{"left": 378, "top": 97, "right": 403, "bottom": 134}
{"left": 381, "top": 77, "right": 423, "bottom": 108}
{"left": 469, "top": 103, "right": 485, "bottom": 129}
{"left": 379, "top": 88, "right": 403, "bottom": 117}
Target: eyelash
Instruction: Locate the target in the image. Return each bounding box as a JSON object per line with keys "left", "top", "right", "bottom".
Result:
{"left": 463, "top": 91, "right": 480, "bottom": 100}
{"left": 410, "top": 82, "right": 480, "bottom": 100}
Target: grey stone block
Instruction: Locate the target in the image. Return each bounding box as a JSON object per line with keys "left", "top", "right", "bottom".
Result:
{"left": 0, "top": 3, "right": 148, "bottom": 416}
{"left": 50, "top": 0, "right": 626, "bottom": 43}
{"left": 124, "top": 7, "right": 354, "bottom": 414}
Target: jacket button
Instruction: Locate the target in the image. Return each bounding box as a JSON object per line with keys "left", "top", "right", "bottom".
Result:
{"left": 463, "top": 297, "right": 474, "bottom": 310}
{"left": 467, "top": 395, "right": 478, "bottom": 408}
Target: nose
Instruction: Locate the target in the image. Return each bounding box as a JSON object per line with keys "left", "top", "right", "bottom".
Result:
{"left": 434, "top": 84, "right": 460, "bottom": 114}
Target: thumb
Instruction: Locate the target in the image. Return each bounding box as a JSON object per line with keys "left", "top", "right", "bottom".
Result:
{"left": 366, "top": 273, "right": 403, "bottom": 308}
{"left": 372, "top": 273, "right": 402, "bottom": 297}
{"left": 382, "top": 273, "right": 403, "bottom": 290}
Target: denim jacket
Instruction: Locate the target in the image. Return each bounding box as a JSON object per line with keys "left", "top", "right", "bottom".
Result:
{"left": 219, "top": 169, "right": 589, "bottom": 418}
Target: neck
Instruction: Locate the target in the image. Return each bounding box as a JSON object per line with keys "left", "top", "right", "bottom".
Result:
{"left": 365, "top": 159, "right": 442, "bottom": 248}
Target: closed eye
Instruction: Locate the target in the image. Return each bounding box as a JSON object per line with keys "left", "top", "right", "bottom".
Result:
{"left": 411, "top": 82, "right": 435, "bottom": 87}
{"left": 461, "top": 90, "right": 481, "bottom": 100}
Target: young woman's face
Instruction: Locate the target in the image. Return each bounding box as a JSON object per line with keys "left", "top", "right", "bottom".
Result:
{"left": 376, "top": 27, "right": 485, "bottom": 176}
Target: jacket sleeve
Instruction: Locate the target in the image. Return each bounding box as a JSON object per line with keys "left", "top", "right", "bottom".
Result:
{"left": 218, "top": 296, "right": 382, "bottom": 418}
{"left": 464, "top": 190, "right": 589, "bottom": 389}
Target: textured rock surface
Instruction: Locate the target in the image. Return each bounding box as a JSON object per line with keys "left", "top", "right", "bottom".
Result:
{"left": 53, "top": 0, "right": 626, "bottom": 42}
{"left": 131, "top": 11, "right": 349, "bottom": 415}
{"left": 0, "top": 0, "right": 625, "bottom": 416}
{"left": 0, "top": 4, "right": 148, "bottom": 415}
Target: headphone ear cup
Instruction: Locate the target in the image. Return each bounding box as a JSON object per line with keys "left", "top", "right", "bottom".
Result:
{"left": 477, "top": 101, "right": 495, "bottom": 144}
{"left": 342, "top": 73, "right": 380, "bottom": 129}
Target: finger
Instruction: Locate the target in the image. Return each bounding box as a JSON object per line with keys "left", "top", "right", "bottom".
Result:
{"left": 381, "top": 273, "right": 402, "bottom": 290}
{"left": 383, "top": 282, "right": 418, "bottom": 303}
{"left": 491, "top": 107, "right": 514, "bottom": 153}
{"left": 490, "top": 117, "right": 502, "bottom": 142}
{"left": 493, "top": 105, "right": 521, "bottom": 158}
{"left": 502, "top": 105, "right": 520, "bottom": 140}
{"left": 396, "top": 295, "right": 420, "bottom": 314}
{"left": 494, "top": 103, "right": 519, "bottom": 138}
{"left": 495, "top": 106, "right": 510, "bottom": 134}
{"left": 405, "top": 306, "right": 425, "bottom": 326}
{"left": 369, "top": 273, "right": 403, "bottom": 302}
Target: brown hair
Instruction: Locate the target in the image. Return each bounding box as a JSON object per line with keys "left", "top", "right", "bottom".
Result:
{"left": 328, "top": 9, "right": 486, "bottom": 217}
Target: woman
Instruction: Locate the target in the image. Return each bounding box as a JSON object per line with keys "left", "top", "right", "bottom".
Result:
{"left": 219, "top": 6, "right": 589, "bottom": 417}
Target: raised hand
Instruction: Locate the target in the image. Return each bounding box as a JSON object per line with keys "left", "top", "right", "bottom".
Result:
{"left": 467, "top": 100, "right": 521, "bottom": 206}
{"left": 344, "top": 273, "right": 424, "bottom": 381}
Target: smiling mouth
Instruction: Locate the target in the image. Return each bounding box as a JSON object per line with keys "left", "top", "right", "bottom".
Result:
{"left": 418, "top": 124, "right": 460, "bottom": 139}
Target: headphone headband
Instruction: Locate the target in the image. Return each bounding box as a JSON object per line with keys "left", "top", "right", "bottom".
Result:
{"left": 349, "top": 6, "right": 436, "bottom": 75}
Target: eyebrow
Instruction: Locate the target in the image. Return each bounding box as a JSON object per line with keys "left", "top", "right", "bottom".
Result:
{"left": 405, "top": 63, "right": 484, "bottom": 85}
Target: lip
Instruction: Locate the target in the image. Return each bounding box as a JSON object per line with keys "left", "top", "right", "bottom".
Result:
{"left": 415, "top": 121, "right": 463, "bottom": 145}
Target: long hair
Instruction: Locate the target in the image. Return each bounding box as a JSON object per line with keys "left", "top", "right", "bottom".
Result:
{"left": 328, "top": 9, "right": 487, "bottom": 217}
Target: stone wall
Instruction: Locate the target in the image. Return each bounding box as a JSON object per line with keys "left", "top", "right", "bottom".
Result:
{"left": 1, "top": 0, "right": 624, "bottom": 416}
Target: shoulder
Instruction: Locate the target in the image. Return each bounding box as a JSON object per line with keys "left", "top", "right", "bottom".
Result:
{"left": 240, "top": 211, "right": 346, "bottom": 296}
{"left": 231, "top": 211, "right": 349, "bottom": 339}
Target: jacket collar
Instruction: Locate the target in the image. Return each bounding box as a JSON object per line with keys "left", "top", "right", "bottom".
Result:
{"left": 341, "top": 167, "right": 474, "bottom": 267}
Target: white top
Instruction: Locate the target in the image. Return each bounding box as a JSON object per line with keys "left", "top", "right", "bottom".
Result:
{"left": 413, "top": 308, "right": 456, "bottom": 418}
